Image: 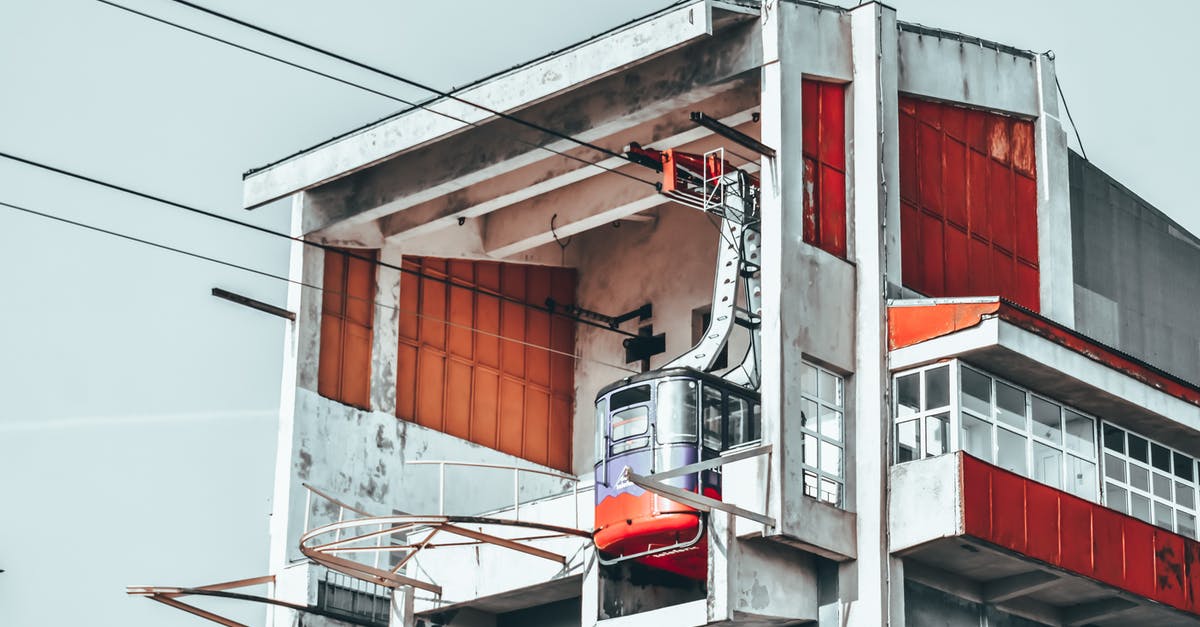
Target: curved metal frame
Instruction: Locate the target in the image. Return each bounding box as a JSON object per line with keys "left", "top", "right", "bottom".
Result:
{"left": 299, "top": 514, "right": 592, "bottom": 596}
{"left": 595, "top": 511, "right": 707, "bottom": 566}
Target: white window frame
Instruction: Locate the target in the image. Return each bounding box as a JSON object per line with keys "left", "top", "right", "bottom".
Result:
{"left": 799, "top": 361, "right": 845, "bottom": 507}
{"left": 1100, "top": 422, "right": 1199, "bottom": 538}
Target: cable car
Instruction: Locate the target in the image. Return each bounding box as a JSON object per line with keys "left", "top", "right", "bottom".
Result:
{"left": 591, "top": 143, "right": 761, "bottom": 580}
{"left": 593, "top": 367, "right": 761, "bottom": 580}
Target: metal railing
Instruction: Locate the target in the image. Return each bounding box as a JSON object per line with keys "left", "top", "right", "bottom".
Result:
{"left": 407, "top": 460, "right": 582, "bottom": 528}
{"left": 317, "top": 568, "right": 391, "bottom": 626}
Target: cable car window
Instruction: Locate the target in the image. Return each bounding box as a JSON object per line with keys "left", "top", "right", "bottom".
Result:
{"left": 727, "top": 395, "right": 755, "bottom": 448}
{"left": 702, "top": 386, "right": 724, "bottom": 450}
{"left": 657, "top": 380, "right": 698, "bottom": 443}
{"left": 611, "top": 406, "right": 649, "bottom": 441}
{"left": 594, "top": 397, "right": 607, "bottom": 461}
{"left": 611, "top": 385, "right": 651, "bottom": 412}
{"left": 611, "top": 436, "right": 649, "bottom": 455}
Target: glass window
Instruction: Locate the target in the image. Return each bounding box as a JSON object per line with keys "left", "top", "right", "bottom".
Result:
{"left": 1130, "top": 493, "right": 1151, "bottom": 523}
{"left": 1128, "top": 433, "right": 1149, "bottom": 463}
{"left": 1066, "top": 456, "right": 1097, "bottom": 501}
{"left": 1104, "top": 453, "right": 1126, "bottom": 482}
{"left": 1179, "top": 482, "right": 1196, "bottom": 509}
{"left": 996, "top": 382, "right": 1027, "bottom": 429}
{"left": 1175, "top": 453, "right": 1195, "bottom": 481}
{"left": 897, "top": 373, "right": 920, "bottom": 417}
{"left": 611, "top": 385, "right": 651, "bottom": 411}
{"left": 1152, "top": 443, "right": 1172, "bottom": 473}
{"left": 802, "top": 362, "right": 845, "bottom": 506}
{"left": 1181, "top": 513, "right": 1197, "bottom": 538}
{"left": 594, "top": 397, "right": 607, "bottom": 461}
{"left": 820, "top": 404, "right": 842, "bottom": 441}
{"left": 997, "top": 428, "right": 1027, "bottom": 475}
{"left": 1033, "top": 442, "right": 1062, "bottom": 490}
{"left": 926, "top": 413, "right": 950, "bottom": 457}
{"left": 702, "top": 387, "right": 723, "bottom": 449}
{"left": 961, "top": 367, "right": 991, "bottom": 416}
{"left": 925, "top": 366, "right": 949, "bottom": 410}
{"left": 804, "top": 434, "right": 819, "bottom": 469}
{"left": 819, "top": 370, "right": 842, "bottom": 406}
{"left": 897, "top": 420, "right": 920, "bottom": 463}
{"left": 1031, "top": 396, "right": 1062, "bottom": 444}
{"left": 656, "top": 380, "right": 698, "bottom": 443}
{"left": 611, "top": 406, "right": 648, "bottom": 441}
{"left": 961, "top": 413, "right": 993, "bottom": 462}
{"left": 1128, "top": 464, "right": 1149, "bottom": 492}
{"left": 612, "top": 436, "right": 649, "bottom": 455}
{"left": 821, "top": 441, "right": 841, "bottom": 476}
{"left": 727, "top": 395, "right": 754, "bottom": 448}
{"left": 1106, "top": 483, "right": 1128, "bottom": 513}
{"left": 1064, "top": 410, "right": 1094, "bottom": 457}
{"left": 802, "top": 363, "right": 818, "bottom": 398}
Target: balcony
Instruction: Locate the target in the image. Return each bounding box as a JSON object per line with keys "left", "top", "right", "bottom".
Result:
{"left": 892, "top": 452, "right": 1200, "bottom": 625}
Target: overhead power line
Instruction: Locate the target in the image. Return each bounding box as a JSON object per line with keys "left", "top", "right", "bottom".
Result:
{"left": 0, "top": 150, "right": 639, "bottom": 339}
{"left": 95, "top": 0, "right": 657, "bottom": 189}
{"left": 0, "top": 198, "right": 639, "bottom": 374}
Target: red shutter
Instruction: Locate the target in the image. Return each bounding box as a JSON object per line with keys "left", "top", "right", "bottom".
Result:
{"left": 318, "top": 248, "right": 377, "bottom": 410}
{"left": 802, "top": 79, "right": 848, "bottom": 259}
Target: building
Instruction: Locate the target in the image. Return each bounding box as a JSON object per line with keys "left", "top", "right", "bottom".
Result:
{"left": 194, "top": 1, "right": 1200, "bottom": 625}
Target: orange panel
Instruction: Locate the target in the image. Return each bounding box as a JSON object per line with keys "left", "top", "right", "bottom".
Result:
{"left": 447, "top": 282, "right": 475, "bottom": 360}
{"left": 471, "top": 368, "right": 499, "bottom": 449}
{"left": 318, "top": 315, "right": 344, "bottom": 401}
{"left": 887, "top": 301, "right": 1000, "bottom": 350}
{"left": 500, "top": 300, "right": 526, "bottom": 377}
{"left": 415, "top": 350, "right": 445, "bottom": 430}
{"left": 398, "top": 261, "right": 420, "bottom": 340}
{"left": 395, "top": 343, "right": 418, "bottom": 419}
{"left": 322, "top": 249, "right": 346, "bottom": 317}
{"left": 420, "top": 268, "right": 447, "bottom": 352}
{"left": 524, "top": 388, "right": 550, "bottom": 467}
{"left": 444, "top": 358, "right": 473, "bottom": 441}
{"left": 549, "top": 396, "right": 573, "bottom": 472}
{"left": 498, "top": 377, "right": 525, "bottom": 457}
{"left": 340, "top": 323, "right": 373, "bottom": 409}
{"left": 318, "top": 248, "right": 377, "bottom": 410}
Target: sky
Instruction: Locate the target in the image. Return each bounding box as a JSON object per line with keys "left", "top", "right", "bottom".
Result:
{"left": 0, "top": 0, "right": 1196, "bottom": 625}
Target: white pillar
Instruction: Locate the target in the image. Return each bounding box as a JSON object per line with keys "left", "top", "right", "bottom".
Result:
{"left": 1034, "top": 53, "right": 1075, "bottom": 327}
{"left": 390, "top": 585, "right": 416, "bottom": 627}
{"left": 847, "top": 3, "right": 900, "bottom": 626}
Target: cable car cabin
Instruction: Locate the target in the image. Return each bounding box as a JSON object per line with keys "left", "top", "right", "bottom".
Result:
{"left": 593, "top": 367, "right": 761, "bottom": 580}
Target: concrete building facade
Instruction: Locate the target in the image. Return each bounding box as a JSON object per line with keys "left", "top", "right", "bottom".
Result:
{"left": 230, "top": 2, "right": 1200, "bottom": 626}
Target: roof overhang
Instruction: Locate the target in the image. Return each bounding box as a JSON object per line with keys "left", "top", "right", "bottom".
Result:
{"left": 242, "top": 0, "right": 758, "bottom": 210}
{"left": 888, "top": 298, "right": 1200, "bottom": 455}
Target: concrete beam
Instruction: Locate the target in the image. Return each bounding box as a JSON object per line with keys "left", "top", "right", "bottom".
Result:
{"left": 981, "top": 571, "right": 1060, "bottom": 603}
{"left": 300, "top": 22, "right": 762, "bottom": 233}
{"left": 244, "top": 0, "right": 716, "bottom": 209}
{"left": 479, "top": 122, "right": 761, "bottom": 259}
{"left": 1061, "top": 598, "right": 1137, "bottom": 626}
{"left": 380, "top": 98, "right": 761, "bottom": 245}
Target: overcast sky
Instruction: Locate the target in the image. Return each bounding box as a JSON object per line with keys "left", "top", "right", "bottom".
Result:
{"left": 1, "top": 1, "right": 1196, "bottom": 625}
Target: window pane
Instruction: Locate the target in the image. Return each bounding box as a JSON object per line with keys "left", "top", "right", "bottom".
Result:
{"left": 821, "top": 441, "right": 842, "bottom": 477}
{"left": 995, "top": 382, "right": 1026, "bottom": 429}
{"left": 611, "top": 406, "right": 649, "bottom": 440}
{"left": 1130, "top": 493, "right": 1151, "bottom": 523}
{"left": 1104, "top": 453, "right": 1126, "bottom": 482}
{"left": 997, "top": 428, "right": 1028, "bottom": 476}
{"left": 897, "top": 420, "right": 920, "bottom": 463}
{"left": 1154, "top": 501, "right": 1173, "bottom": 531}
{"left": 611, "top": 436, "right": 649, "bottom": 455}
{"left": 926, "top": 413, "right": 950, "bottom": 457}
{"left": 1154, "top": 472, "right": 1173, "bottom": 500}
{"left": 897, "top": 374, "right": 920, "bottom": 418}
{"left": 1180, "top": 512, "right": 1197, "bottom": 539}
{"left": 726, "top": 395, "right": 752, "bottom": 448}
{"left": 803, "top": 470, "right": 819, "bottom": 499}
{"left": 702, "top": 387, "right": 723, "bottom": 449}
{"left": 820, "top": 478, "right": 840, "bottom": 505}
{"left": 802, "top": 363, "right": 818, "bottom": 399}
{"left": 1129, "top": 464, "right": 1149, "bottom": 492}
{"left": 819, "top": 370, "right": 843, "bottom": 406}
{"left": 1103, "top": 424, "right": 1125, "bottom": 453}
{"left": 1128, "top": 434, "right": 1149, "bottom": 463}
{"left": 656, "top": 380, "right": 698, "bottom": 443}
{"left": 804, "top": 433, "right": 818, "bottom": 468}
{"left": 1033, "top": 442, "right": 1062, "bottom": 490}
{"left": 595, "top": 397, "right": 607, "bottom": 461}
{"left": 1064, "top": 410, "right": 1095, "bottom": 457}
{"left": 1178, "top": 482, "right": 1195, "bottom": 509}
{"left": 1175, "top": 453, "right": 1195, "bottom": 481}
{"left": 925, "top": 366, "right": 949, "bottom": 409}
{"left": 820, "top": 405, "right": 842, "bottom": 442}
{"left": 961, "top": 366, "right": 992, "bottom": 416}
{"left": 1106, "top": 482, "right": 1128, "bottom": 512}
{"left": 611, "top": 385, "right": 651, "bottom": 411}
{"left": 801, "top": 399, "right": 819, "bottom": 432}
{"left": 1152, "top": 444, "right": 1172, "bottom": 473}
{"left": 1066, "top": 456, "right": 1097, "bottom": 502}
{"left": 961, "top": 413, "right": 993, "bottom": 462}
{"left": 1031, "top": 397, "right": 1062, "bottom": 444}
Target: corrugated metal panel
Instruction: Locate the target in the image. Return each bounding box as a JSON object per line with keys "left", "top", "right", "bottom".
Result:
{"left": 960, "top": 454, "right": 1200, "bottom": 615}
{"left": 802, "top": 79, "right": 847, "bottom": 259}
{"left": 318, "top": 248, "right": 377, "bottom": 410}
{"left": 899, "top": 96, "right": 1040, "bottom": 312}
{"left": 397, "top": 257, "right": 576, "bottom": 471}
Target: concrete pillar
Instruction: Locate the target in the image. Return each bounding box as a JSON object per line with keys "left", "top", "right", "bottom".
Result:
{"left": 371, "top": 248, "right": 403, "bottom": 414}
{"left": 847, "top": 3, "right": 901, "bottom": 626}
{"left": 1034, "top": 53, "right": 1075, "bottom": 328}
{"left": 758, "top": 0, "right": 812, "bottom": 543}
{"left": 389, "top": 585, "right": 416, "bottom": 627}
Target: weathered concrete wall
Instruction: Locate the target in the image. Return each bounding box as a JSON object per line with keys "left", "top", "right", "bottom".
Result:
{"left": 571, "top": 204, "right": 747, "bottom": 475}
{"left": 897, "top": 24, "right": 1039, "bottom": 117}
{"left": 1069, "top": 151, "right": 1200, "bottom": 385}
{"left": 904, "top": 580, "right": 1046, "bottom": 627}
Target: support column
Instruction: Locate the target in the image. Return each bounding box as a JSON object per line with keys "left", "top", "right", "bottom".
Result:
{"left": 371, "top": 248, "right": 403, "bottom": 414}
{"left": 847, "top": 3, "right": 900, "bottom": 627}
{"left": 389, "top": 585, "right": 416, "bottom": 627}
{"left": 1034, "top": 53, "right": 1075, "bottom": 327}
